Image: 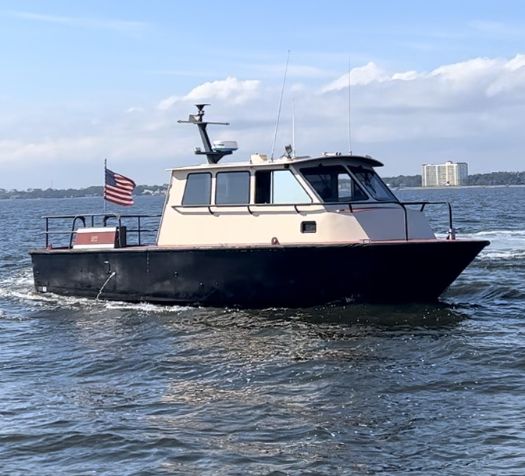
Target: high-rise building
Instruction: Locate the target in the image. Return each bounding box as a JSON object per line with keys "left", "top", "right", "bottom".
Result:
{"left": 422, "top": 161, "right": 468, "bottom": 187}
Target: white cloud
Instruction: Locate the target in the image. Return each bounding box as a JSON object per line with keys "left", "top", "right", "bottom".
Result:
{"left": 487, "top": 55, "right": 525, "bottom": 97}
{"left": 321, "top": 57, "right": 508, "bottom": 95}
{"left": 391, "top": 71, "right": 420, "bottom": 81}
{"left": 429, "top": 57, "right": 500, "bottom": 84}
{"left": 505, "top": 54, "right": 525, "bottom": 72}
{"left": 157, "top": 77, "right": 261, "bottom": 110}
{"left": 319, "top": 54, "right": 525, "bottom": 105}
{"left": 183, "top": 76, "right": 260, "bottom": 103}
{"left": 4, "top": 54, "right": 525, "bottom": 188}
{"left": 322, "top": 62, "right": 389, "bottom": 92}
{"left": 157, "top": 96, "right": 179, "bottom": 111}
{"left": 301, "top": 55, "right": 525, "bottom": 170}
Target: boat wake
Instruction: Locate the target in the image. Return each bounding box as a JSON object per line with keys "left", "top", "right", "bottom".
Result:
{"left": 441, "top": 229, "right": 525, "bottom": 314}
{"left": 0, "top": 268, "right": 192, "bottom": 318}
{"left": 459, "top": 229, "right": 525, "bottom": 260}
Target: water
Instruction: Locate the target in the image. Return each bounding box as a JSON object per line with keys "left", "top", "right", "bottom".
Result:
{"left": 1, "top": 187, "right": 524, "bottom": 475}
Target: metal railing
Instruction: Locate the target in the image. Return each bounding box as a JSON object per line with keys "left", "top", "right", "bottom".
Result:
{"left": 40, "top": 201, "right": 454, "bottom": 248}
{"left": 172, "top": 200, "right": 454, "bottom": 241}
{"left": 42, "top": 213, "right": 161, "bottom": 248}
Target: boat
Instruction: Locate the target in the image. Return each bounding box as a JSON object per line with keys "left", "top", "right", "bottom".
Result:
{"left": 30, "top": 104, "right": 489, "bottom": 307}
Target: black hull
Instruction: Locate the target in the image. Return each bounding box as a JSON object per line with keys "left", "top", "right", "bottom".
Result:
{"left": 30, "top": 240, "right": 489, "bottom": 308}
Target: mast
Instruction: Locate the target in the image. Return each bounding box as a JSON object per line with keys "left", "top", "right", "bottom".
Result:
{"left": 178, "top": 104, "right": 234, "bottom": 164}
{"left": 103, "top": 158, "right": 107, "bottom": 213}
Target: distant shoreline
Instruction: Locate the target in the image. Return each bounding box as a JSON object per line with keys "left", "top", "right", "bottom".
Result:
{"left": 2, "top": 172, "right": 525, "bottom": 199}
{"left": 383, "top": 171, "right": 525, "bottom": 188}
{"left": 397, "top": 184, "right": 525, "bottom": 191}
{"left": 1, "top": 183, "right": 524, "bottom": 200}
{"left": 0, "top": 185, "right": 167, "bottom": 200}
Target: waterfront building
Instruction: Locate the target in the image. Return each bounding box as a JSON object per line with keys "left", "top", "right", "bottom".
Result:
{"left": 422, "top": 161, "right": 468, "bottom": 187}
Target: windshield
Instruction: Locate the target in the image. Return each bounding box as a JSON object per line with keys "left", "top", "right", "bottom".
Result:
{"left": 300, "top": 165, "right": 368, "bottom": 202}
{"left": 349, "top": 166, "right": 397, "bottom": 201}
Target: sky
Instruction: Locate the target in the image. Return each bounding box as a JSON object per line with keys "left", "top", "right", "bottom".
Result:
{"left": 1, "top": 0, "right": 525, "bottom": 189}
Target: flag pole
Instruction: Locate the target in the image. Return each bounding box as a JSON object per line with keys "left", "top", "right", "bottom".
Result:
{"left": 104, "top": 158, "right": 107, "bottom": 214}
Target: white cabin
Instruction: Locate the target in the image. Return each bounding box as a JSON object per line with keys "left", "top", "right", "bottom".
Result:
{"left": 157, "top": 154, "right": 434, "bottom": 247}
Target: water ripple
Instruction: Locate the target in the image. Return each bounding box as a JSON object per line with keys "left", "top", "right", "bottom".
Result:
{"left": 1, "top": 191, "right": 525, "bottom": 474}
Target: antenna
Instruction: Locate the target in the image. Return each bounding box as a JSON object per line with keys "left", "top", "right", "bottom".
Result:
{"left": 292, "top": 97, "right": 296, "bottom": 158}
{"left": 348, "top": 57, "right": 352, "bottom": 155}
{"left": 270, "top": 50, "right": 291, "bottom": 161}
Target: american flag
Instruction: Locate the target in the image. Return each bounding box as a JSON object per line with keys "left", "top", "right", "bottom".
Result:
{"left": 104, "top": 168, "right": 136, "bottom": 206}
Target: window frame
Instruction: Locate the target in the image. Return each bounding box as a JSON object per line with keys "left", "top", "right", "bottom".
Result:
{"left": 181, "top": 172, "right": 212, "bottom": 206}
{"left": 215, "top": 170, "right": 251, "bottom": 205}
{"left": 348, "top": 165, "right": 398, "bottom": 202}
{"left": 299, "top": 164, "right": 370, "bottom": 203}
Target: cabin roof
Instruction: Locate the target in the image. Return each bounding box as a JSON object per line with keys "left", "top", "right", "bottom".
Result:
{"left": 167, "top": 154, "right": 383, "bottom": 173}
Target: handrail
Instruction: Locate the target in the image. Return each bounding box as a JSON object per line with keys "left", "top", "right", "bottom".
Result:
{"left": 42, "top": 213, "right": 161, "bottom": 248}
{"left": 172, "top": 200, "right": 454, "bottom": 241}
{"left": 173, "top": 202, "right": 324, "bottom": 216}
{"left": 400, "top": 201, "right": 454, "bottom": 239}
{"left": 41, "top": 201, "right": 454, "bottom": 248}
{"left": 68, "top": 216, "right": 86, "bottom": 248}
{"left": 173, "top": 201, "right": 383, "bottom": 219}
{"left": 42, "top": 213, "right": 162, "bottom": 219}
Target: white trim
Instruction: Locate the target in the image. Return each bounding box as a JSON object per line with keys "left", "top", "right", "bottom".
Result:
{"left": 72, "top": 243, "right": 116, "bottom": 249}
{"left": 75, "top": 227, "right": 117, "bottom": 234}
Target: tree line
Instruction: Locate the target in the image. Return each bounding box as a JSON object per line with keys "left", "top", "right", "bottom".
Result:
{"left": 1, "top": 171, "right": 525, "bottom": 199}
{"left": 383, "top": 171, "right": 525, "bottom": 188}
{"left": 0, "top": 184, "right": 167, "bottom": 199}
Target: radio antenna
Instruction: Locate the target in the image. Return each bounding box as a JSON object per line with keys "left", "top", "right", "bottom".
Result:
{"left": 292, "top": 97, "right": 296, "bottom": 158}
{"left": 271, "top": 50, "right": 290, "bottom": 161}
{"left": 348, "top": 57, "right": 353, "bottom": 155}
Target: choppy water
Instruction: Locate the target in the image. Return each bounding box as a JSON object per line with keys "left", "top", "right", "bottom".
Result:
{"left": 1, "top": 187, "right": 524, "bottom": 475}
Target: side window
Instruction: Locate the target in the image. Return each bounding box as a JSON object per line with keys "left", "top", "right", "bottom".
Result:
{"left": 182, "top": 173, "right": 211, "bottom": 205}
{"left": 272, "top": 170, "right": 311, "bottom": 204}
{"left": 216, "top": 171, "right": 250, "bottom": 205}
{"left": 255, "top": 170, "right": 312, "bottom": 204}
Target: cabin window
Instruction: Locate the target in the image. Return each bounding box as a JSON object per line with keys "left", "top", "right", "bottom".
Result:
{"left": 216, "top": 171, "right": 250, "bottom": 205}
{"left": 255, "top": 170, "right": 311, "bottom": 204}
{"left": 349, "top": 166, "right": 396, "bottom": 201}
{"left": 182, "top": 172, "right": 212, "bottom": 205}
{"left": 300, "top": 165, "right": 368, "bottom": 202}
